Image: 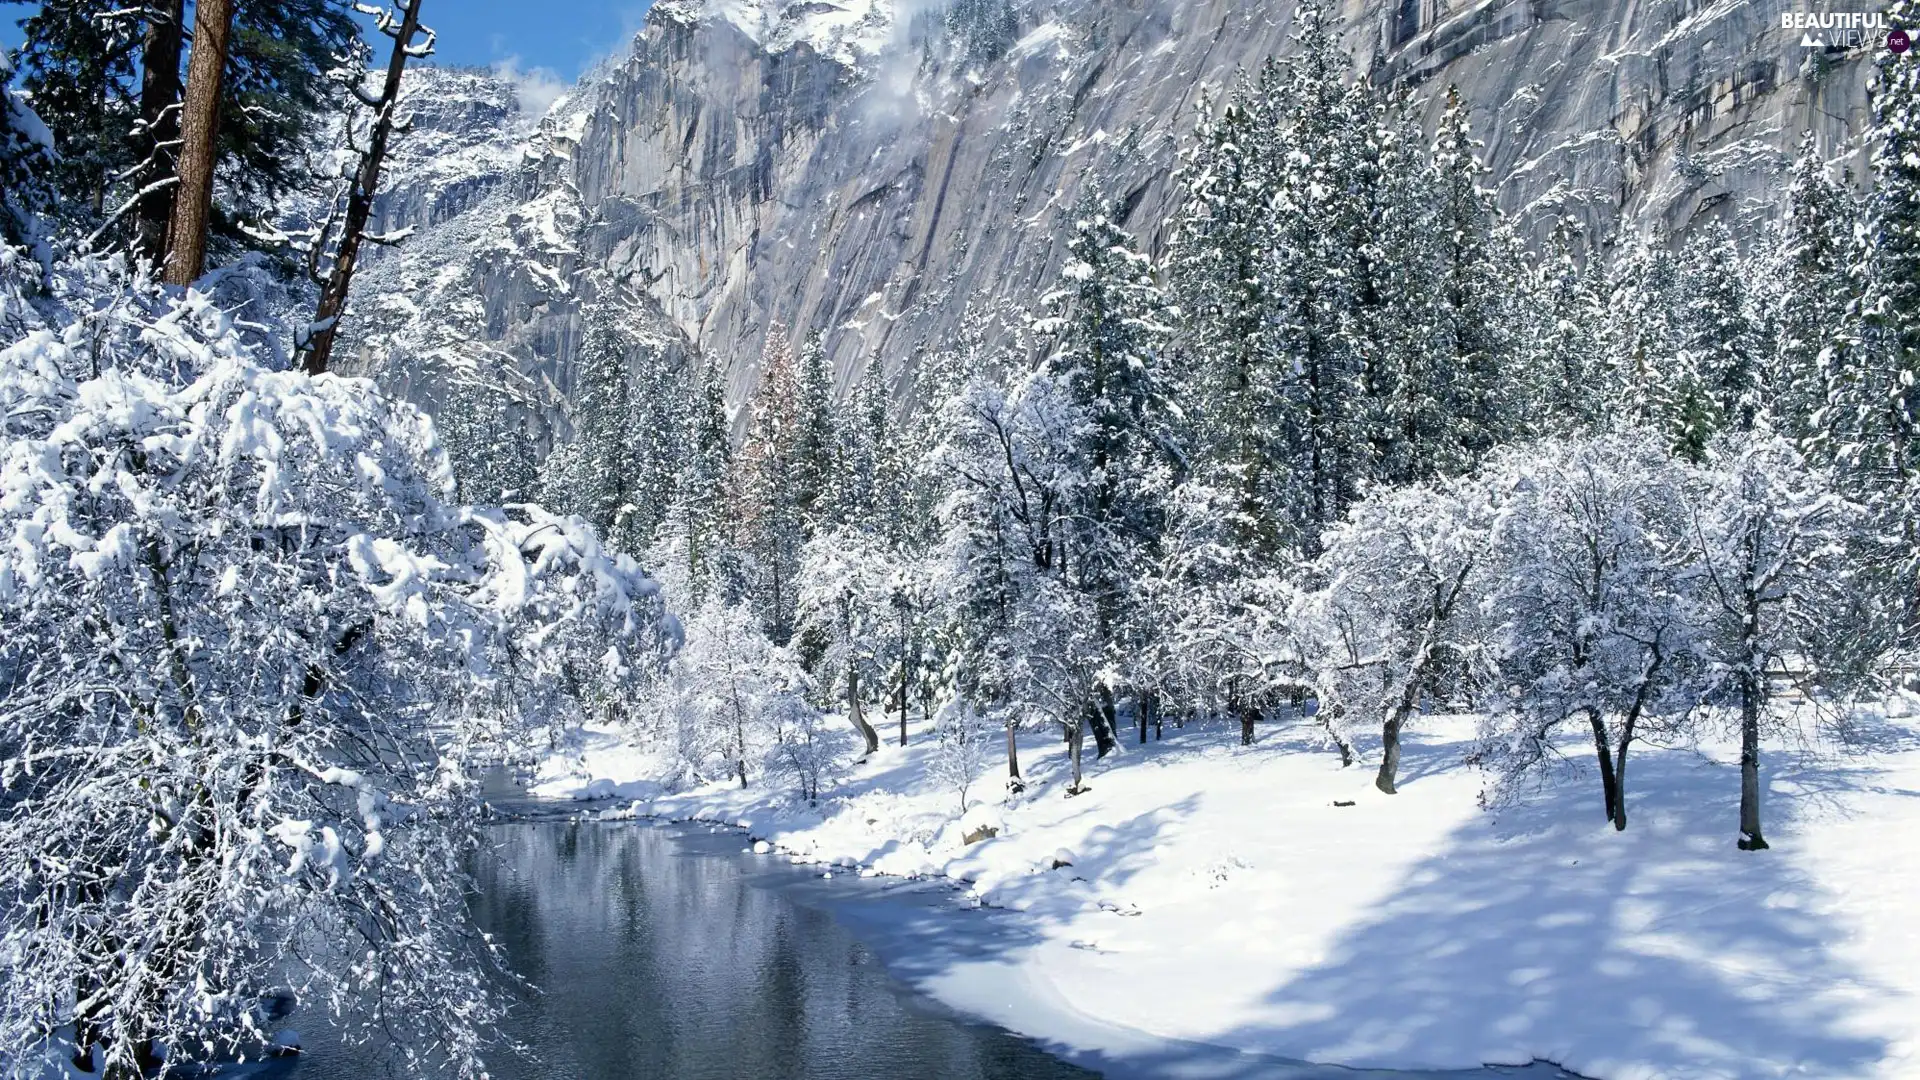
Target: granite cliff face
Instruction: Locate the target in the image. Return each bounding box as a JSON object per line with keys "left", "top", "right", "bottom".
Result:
{"left": 346, "top": 0, "right": 1884, "bottom": 419}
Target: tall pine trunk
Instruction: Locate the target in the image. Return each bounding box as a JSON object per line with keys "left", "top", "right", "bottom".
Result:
{"left": 163, "top": 0, "right": 237, "bottom": 285}
{"left": 1005, "top": 717, "right": 1022, "bottom": 788}
{"left": 134, "top": 0, "right": 184, "bottom": 266}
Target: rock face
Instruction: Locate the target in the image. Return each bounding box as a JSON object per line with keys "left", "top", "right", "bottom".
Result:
{"left": 352, "top": 0, "right": 1883, "bottom": 417}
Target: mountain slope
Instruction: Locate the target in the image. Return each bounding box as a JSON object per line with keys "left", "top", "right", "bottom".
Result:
{"left": 347, "top": 0, "right": 1879, "bottom": 423}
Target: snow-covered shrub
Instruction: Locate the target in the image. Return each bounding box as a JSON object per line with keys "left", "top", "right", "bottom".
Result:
{"left": 0, "top": 256, "right": 671, "bottom": 1076}
{"left": 647, "top": 596, "right": 827, "bottom": 797}
{"left": 928, "top": 700, "right": 992, "bottom": 814}
{"left": 765, "top": 690, "right": 838, "bottom": 804}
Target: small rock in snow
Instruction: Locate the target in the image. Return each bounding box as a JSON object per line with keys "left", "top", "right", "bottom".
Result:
{"left": 752, "top": 840, "right": 772, "bottom": 854}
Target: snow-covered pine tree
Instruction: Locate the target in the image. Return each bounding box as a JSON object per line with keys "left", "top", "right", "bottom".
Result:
{"left": 0, "top": 53, "right": 55, "bottom": 253}
{"left": 1168, "top": 75, "right": 1285, "bottom": 553}
{"left": 738, "top": 323, "right": 807, "bottom": 644}
{"left": 1768, "top": 133, "right": 1856, "bottom": 450}
{"left": 12, "top": 0, "right": 359, "bottom": 260}
{"left": 437, "top": 367, "right": 540, "bottom": 505}
{"left": 1264, "top": 3, "right": 1374, "bottom": 550}
{"left": 1674, "top": 223, "right": 1766, "bottom": 449}
{"left": 1833, "top": 20, "right": 1920, "bottom": 640}
{"left": 544, "top": 309, "right": 641, "bottom": 548}
{"left": 1421, "top": 86, "right": 1516, "bottom": 476}
{"left": 1035, "top": 190, "right": 1176, "bottom": 758}
{"left": 1515, "top": 219, "right": 1613, "bottom": 436}
{"left": 793, "top": 329, "right": 839, "bottom": 532}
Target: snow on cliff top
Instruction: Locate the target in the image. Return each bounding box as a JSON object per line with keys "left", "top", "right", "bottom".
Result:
{"left": 654, "top": 0, "right": 896, "bottom": 67}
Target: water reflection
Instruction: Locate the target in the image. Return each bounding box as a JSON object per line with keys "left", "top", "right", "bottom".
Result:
{"left": 289, "top": 820, "right": 1099, "bottom": 1080}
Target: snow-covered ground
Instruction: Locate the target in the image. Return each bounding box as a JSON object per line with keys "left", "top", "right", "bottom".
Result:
{"left": 531, "top": 700, "right": 1920, "bottom": 1080}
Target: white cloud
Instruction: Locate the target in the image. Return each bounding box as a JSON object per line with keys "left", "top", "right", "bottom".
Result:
{"left": 492, "top": 56, "right": 570, "bottom": 119}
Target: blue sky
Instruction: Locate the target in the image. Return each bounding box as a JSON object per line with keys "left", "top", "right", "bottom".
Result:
{"left": 2, "top": 1, "right": 653, "bottom": 81}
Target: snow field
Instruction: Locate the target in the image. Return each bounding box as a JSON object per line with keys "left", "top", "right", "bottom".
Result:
{"left": 535, "top": 703, "right": 1920, "bottom": 1079}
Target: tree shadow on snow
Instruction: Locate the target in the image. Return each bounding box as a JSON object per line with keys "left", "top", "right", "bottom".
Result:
{"left": 1209, "top": 747, "right": 1896, "bottom": 1078}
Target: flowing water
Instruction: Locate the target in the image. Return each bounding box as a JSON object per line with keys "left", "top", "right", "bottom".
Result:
{"left": 273, "top": 816, "right": 1576, "bottom": 1080}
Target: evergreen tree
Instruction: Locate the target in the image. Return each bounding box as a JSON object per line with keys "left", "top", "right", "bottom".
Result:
{"left": 1768, "top": 133, "right": 1855, "bottom": 450}
{"left": 544, "top": 312, "right": 640, "bottom": 546}
{"left": 1422, "top": 87, "right": 1515, "bottom": 475}
{"left": 793, "top": 329, "right": 839, "bottom": 532}
{"left": 1517, "top": 219, "right": 1613, "bottom": 437}
{"left": 438, "top": 370, "right": 539, "bottom": 506}
{"left": 9, "top": 0, "right": 358, "bottom": 257}
{"left": 1264, "top": 2, "right": 1372, "bottom": 550}
{"left": 0, "top": 51, "right": 54, "bottom": 251}
{"left": 739, "top": 325, "right": 807, "bottom": 644}
{"left": 11, "top": 2, "right": 138, "bottom": 223}
{"left": 1168, "top": 76, "right": 1283, "bottom": 551}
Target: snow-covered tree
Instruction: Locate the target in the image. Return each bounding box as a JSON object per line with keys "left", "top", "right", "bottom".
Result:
{"left": 1681, "top": 435, "right": 1856, "bottom": 850}
{"left": 0, "top": 256, "right": 671, "bottom": 1075}
{"left": 1474, "top": 433, "right": 1699, "bottom": 829}
{"left": 738, "top": 324, "right": 806, "bottom": 644}
{"left": 653, "top": 595, "right": 812, "bottom": 792}
{"left": 929, "top": 700, "right": 992, "bottom": 813}
{"left": 1306, "top": 473, "right": 1502, "bottom": 794}
{"left": 796, "top": 527, "right": 893, "bottom": 757}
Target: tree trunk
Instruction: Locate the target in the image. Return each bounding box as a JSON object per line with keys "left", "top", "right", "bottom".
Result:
{"left": 1240, "top": 700, "right": 1258, "bottom": 746}
{"left": 162, "top": 0, "right": 237, "bottom": 285}
{"left": 1066, "top": 717, "right": 1086, "bottom": 793}
{"left": 1090, "top": 685, "right": 1118, "bottom": 758}
{"left": 1737, "top": 674, "right": 1768, "bottom": 850}
{"left": 847, "top": 669, "right": 879, "bottom": 757}
{"left": 1005, "top": 718, "right": 1022, "bottom": 787}
{"left": 1321, "top": 700, "right": 1355, "bottom": 767}
{"left": 897, "top": 672, "right": 908, "bottom": 746}
{"left": 300, "top": 0, "right": 430, "bottom": 374}
{"left": 1375, "top": 706, "right": 1407, "bottom": 794}
{"left": 1613, "top": 730, "right": 1632, "bottom": 833}
{"left": 135, "top": 0, "right": 185, "bottom": 266}
{"left": 1587, "top": 708, "right": 1619, "bottom": 825}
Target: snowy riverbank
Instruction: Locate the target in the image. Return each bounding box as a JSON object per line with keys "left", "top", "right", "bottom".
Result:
{"left": 531, "top": 702, "right": 1920, "bottom": 1080}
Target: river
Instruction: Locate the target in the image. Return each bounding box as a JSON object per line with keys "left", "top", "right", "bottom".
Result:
{"left": 280, "top": 817, "right": 1576, "bottom": 1080}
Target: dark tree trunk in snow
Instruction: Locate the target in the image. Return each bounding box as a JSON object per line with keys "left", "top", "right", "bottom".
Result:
{"left": 1738, "top": 674, "right": 1768, "bottom": 850}
{"left": 301, "top": 0, "right": 432, "bottom": 374}
{"left": 134, "top": 0, "right": 184, "bottom": 266}
{"left": 1066, "top": 717, "right": 1086, "bottom": 793}
{"left": 1588, "top": 708, "right": 1620, "bottom": 824}
{"left": 1240, "top": 701, "right": 1258, "bottom": 746}
{"left": 847, "top": 669, "right": 879, "bottom": 757}
{"left": 1005, "top": 718, "right": 1022, "bottom": 788}
{"left": 162, "top": 0, "right": 236, "bottom": 285}
{"left": 1090, "top": 686, "right": 1118, "bottom": 758}
{"left": 1375, "top": 705, "right": 1408, "bottom": 794}
{"left": 898, "top": 673, "right": 909, "bottom": 746}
